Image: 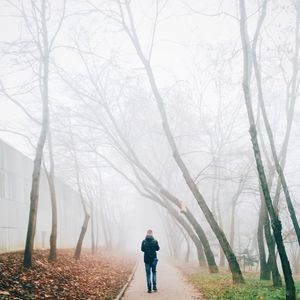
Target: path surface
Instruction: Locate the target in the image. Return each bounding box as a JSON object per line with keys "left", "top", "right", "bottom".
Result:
{"left": 122, "top": 259, "right": 202, "bottom": 300}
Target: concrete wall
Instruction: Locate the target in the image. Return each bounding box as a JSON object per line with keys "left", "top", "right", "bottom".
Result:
{"left": 0, "top": 139, "right": 89, "bottom": 253}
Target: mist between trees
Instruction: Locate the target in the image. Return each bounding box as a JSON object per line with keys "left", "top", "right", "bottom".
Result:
{"left": 0, "top": 1, "right": 299, "bottom": 299}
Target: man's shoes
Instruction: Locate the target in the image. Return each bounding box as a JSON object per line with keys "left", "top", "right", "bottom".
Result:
{"left": 147, "top": 290, "right": 152, "bottom": 293}
{"left": 153, "top": 287, "right": 157, "bottom": 292}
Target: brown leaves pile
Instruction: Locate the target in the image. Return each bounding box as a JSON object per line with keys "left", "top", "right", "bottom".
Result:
{"left": 0, "top": 249, "right": 135, "bottom": 299}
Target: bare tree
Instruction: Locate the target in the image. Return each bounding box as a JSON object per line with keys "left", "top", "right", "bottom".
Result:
{"left": 115, "top": 0, "right": 243, "bottom": 283}
{"left": 252, "top": 0, "right": 300, "bottom": 247}
{"left": 57, "top": 43, "right": 219, "bottom": 272}
{"left": 239, "top": 0, "right": 295, "bottom": 298}
{"left": 14, "top": 0, "right": 65, "bottom": 268}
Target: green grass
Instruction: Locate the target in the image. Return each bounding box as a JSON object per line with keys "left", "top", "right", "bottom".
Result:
{"left": 189, "top": 273, "right": 300, "bottom": 300}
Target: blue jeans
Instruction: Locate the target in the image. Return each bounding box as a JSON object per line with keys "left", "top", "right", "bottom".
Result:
{"left": 145, "top": 258, "right": 158, "bottom": 291}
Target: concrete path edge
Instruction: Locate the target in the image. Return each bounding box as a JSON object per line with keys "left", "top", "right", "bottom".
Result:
{"left": 114, "top": 262, "right": 138, "bottom": 300}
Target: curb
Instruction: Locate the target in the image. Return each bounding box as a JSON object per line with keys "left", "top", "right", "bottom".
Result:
{"left": 114, "top": 262, "right": 138, "bottom": 300}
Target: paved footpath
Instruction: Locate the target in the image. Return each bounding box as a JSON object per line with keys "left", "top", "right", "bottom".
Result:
{"left": 122, "top": 259, "right": 202, "bottom": 300}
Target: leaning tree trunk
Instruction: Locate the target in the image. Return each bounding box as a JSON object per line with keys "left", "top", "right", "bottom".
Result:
{"left": 23, "top": 1, "right": 49, "bottom": 269}
{"left": 258, "top": 180, "right": 282, "bottom": 285}
{"left": 99, "top": 153, "right": 209, "bottom": 268}
{"left": 24, "top": 114, "right": 48, "bottom": 268}
{"left": 215, "top": 181, "right": 226, "bottom": 268}
{"left": 46, "top": 124, "right": 58, "bottom": 262}
{"left": 92, "top": 137, "right": 217, "bottom": 272}
{"left": 74, "top": 212, "right": 90, "bottom": 260}
{"left": 132, "top": 162, "right": 218, "bottom": 272}
{"left": 118, "top": 1, "right": 243, "bottom": 283}
{"left": 42, "top": 135, "right": 57, "bottom": 261}
{"left": 255, "top": 143, "right": 281, "bottom": 284}
{"left": 257, "top": 201, "right": 270, "bottom": 280}
{"left": 181, "top": 207, "right": 218, "bottom": 273}
{"left": 144, "top": 191, "right": 207, "bottom": 268}
{"left": 239, "top": 1, "right": 295, "bottom": 298}
{"left": 69, "top": 119, "right": 90, "bottom": 260}
{"left": 148, "top": 71, "right": 241, "bottom": 280}
{"left": 263, "top": 206, "right": 282, "bottom": 287}
{"left": 138, "top": 159, "right": 218, "bottom": 271}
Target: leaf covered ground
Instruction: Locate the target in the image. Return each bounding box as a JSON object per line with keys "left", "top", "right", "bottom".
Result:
{"left": 0, "top": 249, "right": 135, "bottom": 299}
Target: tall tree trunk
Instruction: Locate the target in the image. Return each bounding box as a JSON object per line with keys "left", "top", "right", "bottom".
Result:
{"left": 212, "top": 163, "right": 225, "bottom": 268}
{"left": 23, "top": 0, "right": 49, "bottom": 268}
{"left": 239, "top": 1, "right": 295, "bottom": 298}
{"left": 46, "top": 126, "right": 58, "bottom": 262}
{"left": 230, "top": 200, "right": 237, "bottom": 250}
{"left": 90, "top": 201, "right": 96, "bottom": 254}
{"left": 69, "top": 118, "right": 90, "bottom": 260}
{"left": 181, "top": 207, "right": 218, "bottom": 272}
{"left": 263, "top": 205, "right": 282, "bottom": 287}
{"left": 215, "top": 169, "right": 225, "bottom": 268}
{"left": 257, "top": 169, "right": 282, "bottom": 285}
{"left": 257, "top": 200, "right": 271, "bottom": 280}
{"left": 74, "top": 213, "right": 90, "bottom": 260}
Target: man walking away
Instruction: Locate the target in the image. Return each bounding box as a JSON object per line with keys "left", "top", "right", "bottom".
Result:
{"left": 141, "top": 229, "right": 160, "bottom": 293}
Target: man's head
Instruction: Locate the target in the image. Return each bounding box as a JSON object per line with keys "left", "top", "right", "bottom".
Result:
{"left": 147, "top": 229, "right": 153, "bottom": 236}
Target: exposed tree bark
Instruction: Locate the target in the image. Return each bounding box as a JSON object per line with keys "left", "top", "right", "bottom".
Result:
{"left": 262, "top": 201, "right": 282, "bottom": 287}
{"left": 257, "top": 122, "right": 282, "bottom": 284}
{"left": 257, "top": 201, "right": 270, "bottom": 280}
{"left": 45, "top": 126, "right": 58, "bottom": 262}
{"left": 239, "top": 1, "right": 295, "bottom": 298}
{"left": 74, "top": 213, "right": 90, "bottom": 260}
{"left": 214, "top": 167, "right": 225, "bottom": 268}
{"left": 69, "top": 119, "right": 90, "bottom": 260}
{"left": 257, "top": 163, "right": 282, "bottom": 285}
{"left": 117, "top": 0, "right": 242, "bottom": 283}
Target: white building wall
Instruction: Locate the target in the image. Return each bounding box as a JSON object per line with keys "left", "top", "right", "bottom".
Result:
{"left": 0, "top": 139, "right": 90, "bottom": 253}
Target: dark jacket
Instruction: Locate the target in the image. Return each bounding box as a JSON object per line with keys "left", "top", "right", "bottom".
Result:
{"left": 141, "top": 235, "right": 160, "bottom": 264}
